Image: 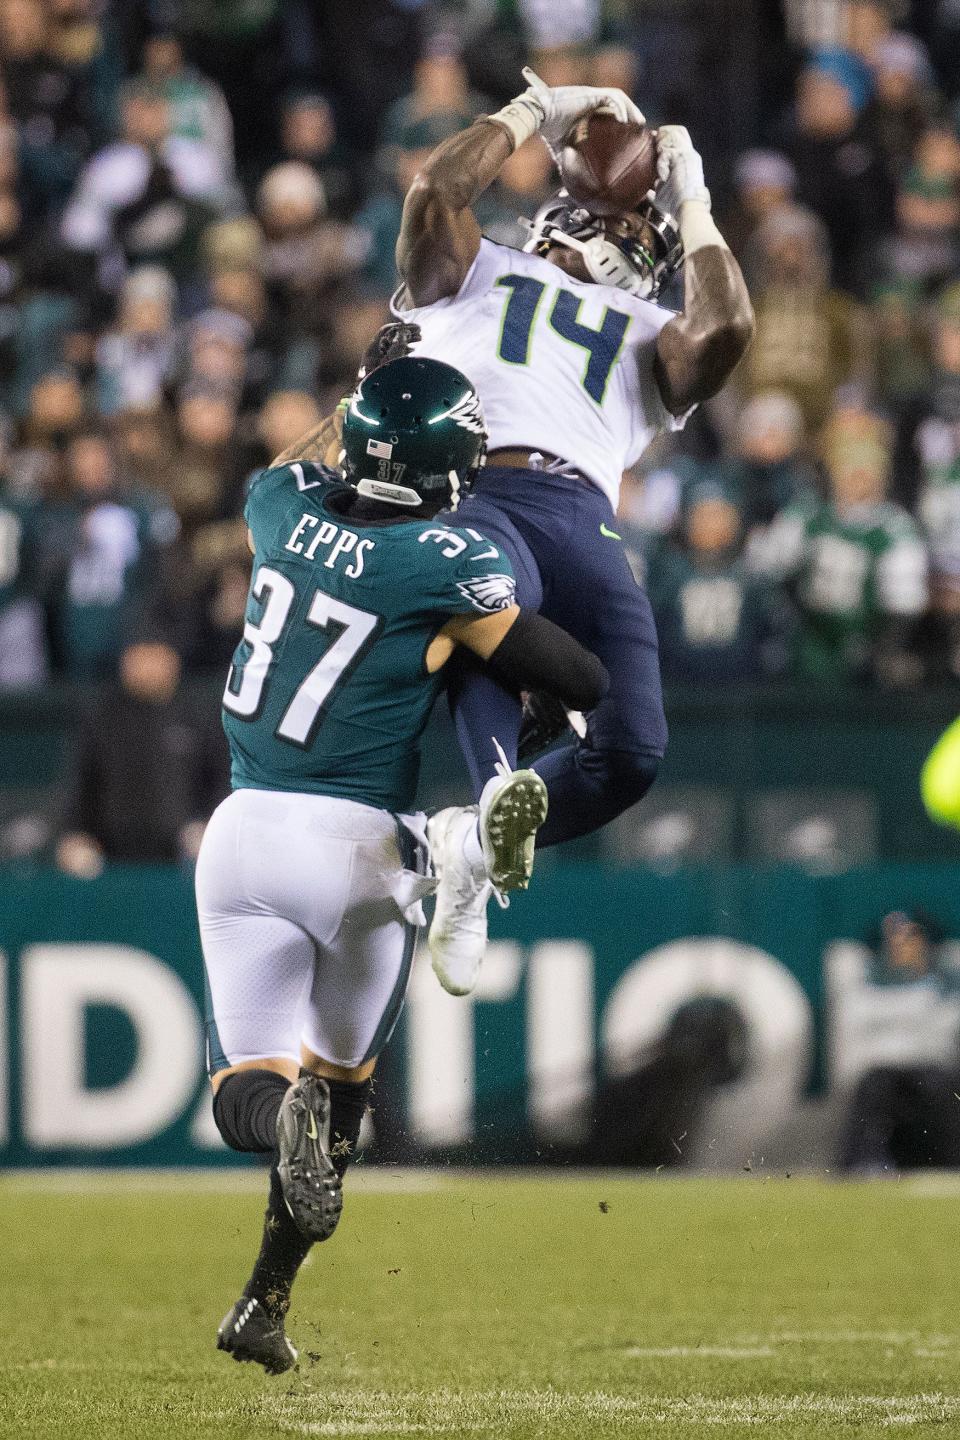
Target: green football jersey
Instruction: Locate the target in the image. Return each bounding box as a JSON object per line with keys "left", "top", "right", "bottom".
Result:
{"left": 223, "top": 462, "right": 516, "bottom": 812}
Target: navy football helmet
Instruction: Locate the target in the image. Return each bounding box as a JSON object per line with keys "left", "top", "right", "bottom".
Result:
{"left": 521, "top": 189, "right": 683, "bottom": 300}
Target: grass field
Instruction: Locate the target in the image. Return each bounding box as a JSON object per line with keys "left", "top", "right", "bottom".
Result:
{"left": 2, "top": 1169, "right": 960, "bottom": 1439}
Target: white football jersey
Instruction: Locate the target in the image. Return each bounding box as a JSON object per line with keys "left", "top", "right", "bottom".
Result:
{"left": 395, "top": 237, "right": 687, "bottom": 510}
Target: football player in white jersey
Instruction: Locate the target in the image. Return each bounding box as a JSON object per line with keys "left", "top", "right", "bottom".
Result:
{"left": 394, "top": 69, "right": 754, "bottom": 994}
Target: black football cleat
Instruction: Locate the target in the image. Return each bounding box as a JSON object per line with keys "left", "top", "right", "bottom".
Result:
{"left": 217, "top": 1296, "right": 298, "bottom": 1375}
{"left": 276, "top": 1075, "right": 343, "bottom": 1242}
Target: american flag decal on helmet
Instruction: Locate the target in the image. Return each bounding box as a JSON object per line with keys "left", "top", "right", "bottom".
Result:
{"left": 456, "top": 573, "right": 516, "bottom": 614}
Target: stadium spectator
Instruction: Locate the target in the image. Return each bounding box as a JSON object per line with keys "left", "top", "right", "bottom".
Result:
{"left": 787, "top": 48, "right": 890, "bottom": 294}
{"left": 111, "top": 402, "right": 176, "bottom": 498}
{"left": 277, "top": 90, "right": 355, "bottom": 219}
{"left": 355, "top": 116, "right": 448, "bottom": 297}
{"left": 873, "top": 278, "right": 931, "bottom": 420}
{"left": 306, "top": 0, "right": 423, "bottom": 158}
{"left": 95, "top": 266, "right": 176, "bottom": 416}
{"left": 139, "top": 28, "right": 235, "bottom": 181}
{"left": 39, "top": 425, "right": 178, "bottom": 679}
{"left": 55, "top": 638, "right": 228, "bottom": 874}
{"left": 1, "top": 0, "right": 97, "bottom": 218}
{"left": 875, "top": 121, "right": 960, "bottom": 290}
{"left": 648, "top": 481, "right": 788, "bottom": 684}
{"left": 916, "top": 547, "right": 960, "bottom": 683}
{"left": 846, "top": 0, "right": 895, "bottom": 65}
{"left": 155, "top": 0, "right": 283, "bottom": 175}
{"left": 899, "top": 283, "right": 960, "bottom": 526}
{"left": 10, "top": 367, "right": 85, "bottom": 499}
{"left": 315, "top": 286, "right": 391, "bottom": 411}
{"left": 723, "top": 149, "right": 798, "bottom": 259}
{"left": 836, "top": 909, "right": 960, "bottom": 1173}
{"left": 180, "top": 308, "right": 252, "bottom": 405}
{"left": 254, "top": 389, "right": 324, "bottom": 470}
{"left": 61, "top": 77, "right": 229, "bottom": 283}
{"left": 379, "top": 34, "right": 478, "bottom": 156}
{"left": 754, "top": 395, "right": 928, "bottom": 682}
{"left": 0, "top": 418, "right": 45, "bottom": 685}
{"left": 864, "top": 30, "right": 937, "bottom": 178}
{"left": 171, "top": 542, "right": 252, "bottom": 674}
{"left": 721, "top": 391, "right": 816, "bottom": 542}
{"left": 169, "top": 384, "right": 242, "bottom": 535}
{"left": 741, "top": 205, "right": 874, "bottom": 431}
{"left": 257, "top": 161, "right": 369, "bottom": 338}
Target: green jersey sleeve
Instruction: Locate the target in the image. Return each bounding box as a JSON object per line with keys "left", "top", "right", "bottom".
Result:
{"left": 412, "top": 523, "right": 517, "bottom": 618}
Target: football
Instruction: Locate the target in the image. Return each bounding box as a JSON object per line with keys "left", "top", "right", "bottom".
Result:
{"left": 558, "top": 111, "right": 659, "bottom": 217}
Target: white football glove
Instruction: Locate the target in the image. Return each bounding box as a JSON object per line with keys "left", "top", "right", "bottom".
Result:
{"left": 520, "top": 66, "right": 645, "bottom": 149}
{"left": 655, "top": 125, "right": 711, "bottom": 215}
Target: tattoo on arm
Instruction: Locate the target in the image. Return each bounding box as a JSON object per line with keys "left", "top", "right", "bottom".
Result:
{"left": 271, "top": 410, "right": 344, "bottom": 468}
{"left": 654, "top": 246, "right": 755, "bottom": 415}
{"left": 396, "top": 120, "right": 514, "bottom": 306}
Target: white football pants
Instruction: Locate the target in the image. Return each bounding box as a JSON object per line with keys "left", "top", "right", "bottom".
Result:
{"left": 195, "top": 788, "right": 431, "bottom": 1072}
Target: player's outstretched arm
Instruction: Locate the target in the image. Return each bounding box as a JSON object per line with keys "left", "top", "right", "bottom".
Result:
{"left": 652, "top": 126, "right": 755, "bottom": 415}
{"left": 445, "top": 606, "right": 610, "bottom": 712}
{"left": 397, "top": 69, "right": 644, "bottom": 306}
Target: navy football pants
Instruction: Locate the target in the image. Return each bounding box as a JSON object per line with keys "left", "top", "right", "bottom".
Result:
{"left": 447, "top": 467, "right": 666, "bottom": 847}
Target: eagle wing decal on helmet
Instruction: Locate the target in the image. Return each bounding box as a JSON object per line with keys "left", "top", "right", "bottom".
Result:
{"left": 443, "top": 390, "right": 486, "bottom": 435}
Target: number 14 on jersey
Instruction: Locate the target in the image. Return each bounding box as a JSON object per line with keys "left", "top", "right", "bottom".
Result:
{"left": 494, "top": 273, "right": 631, "bottom": 405}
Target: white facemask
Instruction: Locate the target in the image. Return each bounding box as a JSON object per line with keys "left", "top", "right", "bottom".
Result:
{"left": 527, "top": 224, "right": 654, "bottom": 298}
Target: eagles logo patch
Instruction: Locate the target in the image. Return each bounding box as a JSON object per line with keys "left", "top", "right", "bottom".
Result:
{"left": 456, "top": 573, "right": 516, "bottom": 614}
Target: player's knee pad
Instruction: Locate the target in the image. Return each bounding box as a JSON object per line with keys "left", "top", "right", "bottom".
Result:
{"left": 213, "top": 1068, "right": 291, "bottom": 1154}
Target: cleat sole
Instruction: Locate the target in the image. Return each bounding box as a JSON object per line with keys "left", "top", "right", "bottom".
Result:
{"left": 482, "top": 772, "right": 548, "bottom": 891}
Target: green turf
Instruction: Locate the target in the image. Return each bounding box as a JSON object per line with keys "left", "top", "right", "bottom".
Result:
{"left": 1, "top": 1170, "right": 959, "bottom": 1439}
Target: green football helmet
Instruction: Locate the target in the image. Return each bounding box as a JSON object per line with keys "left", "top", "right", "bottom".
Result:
{"left": 340, "top": 356, "right": 486, "bottom": 512}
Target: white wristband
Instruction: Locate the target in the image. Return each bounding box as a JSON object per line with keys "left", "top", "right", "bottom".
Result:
{"left": 482, "top": 95, "right": 543, "bottom": 151}
{"left": 678, "top": 198, "right": 728, "bottom": 256}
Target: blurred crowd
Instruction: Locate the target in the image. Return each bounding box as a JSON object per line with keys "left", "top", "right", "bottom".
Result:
{"left": 0, "top": 0, "right": 957, "bottom": 699}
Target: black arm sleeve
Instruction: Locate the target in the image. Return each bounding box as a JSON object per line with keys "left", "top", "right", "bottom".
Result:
{"left": 485, "top": 609, "right": 610, "bottom": 711}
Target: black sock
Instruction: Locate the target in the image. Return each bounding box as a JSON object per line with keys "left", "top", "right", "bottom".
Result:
{"left": 240, "top": 1074, "right": 373, "bottom": 1322}
{"left": 326, "top": 1076, "right": 373, "bottom": 1178}
{"left": 243, "top": 1162, "right": 313, "bottom": 1322}
{"left": 213, "top": 1069, "right": 290, "bottom": 1153}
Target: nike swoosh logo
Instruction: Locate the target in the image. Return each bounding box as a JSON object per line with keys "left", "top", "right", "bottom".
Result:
{"left": 306, "top": 1112, "right": 318, "bottom": 1142}
{"left": 600, "top": 523, "right": 622, "bottom": 541}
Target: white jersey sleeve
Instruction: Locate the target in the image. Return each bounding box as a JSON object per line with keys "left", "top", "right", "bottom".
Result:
{"left": 394, "top": 238, "right": 688, "bottom": 511}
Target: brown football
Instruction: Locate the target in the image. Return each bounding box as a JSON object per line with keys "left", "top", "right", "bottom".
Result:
{"left": 558, "top": 112, "right": 658, "bottom": 217}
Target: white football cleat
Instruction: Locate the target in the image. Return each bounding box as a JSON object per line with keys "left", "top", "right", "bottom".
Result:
{"left": 426, "top": 805, "right": 491, "bottom": 997}
{"left": 427, "top": 744, "right": 548, "bottom": 996}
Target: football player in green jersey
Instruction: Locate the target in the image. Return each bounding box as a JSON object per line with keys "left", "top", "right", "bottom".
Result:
{"left": 197, "top": 354, "right": 608, "bottom": 1374}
